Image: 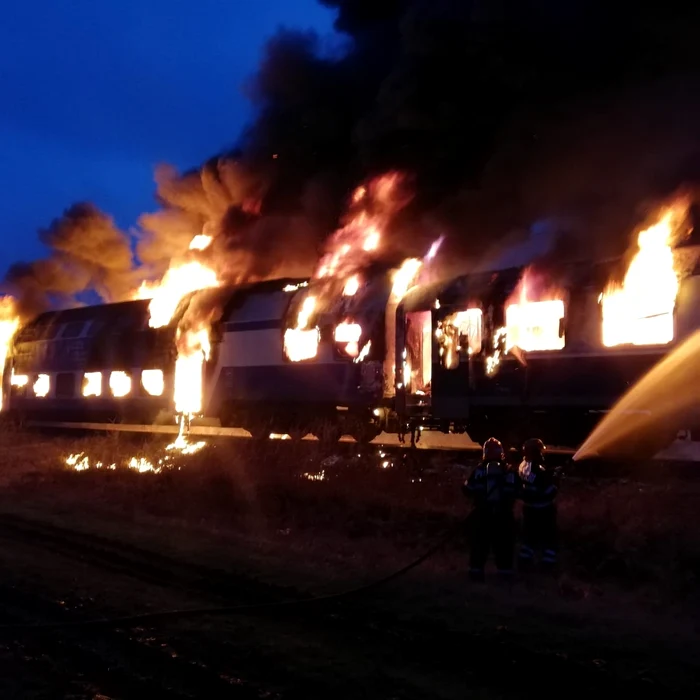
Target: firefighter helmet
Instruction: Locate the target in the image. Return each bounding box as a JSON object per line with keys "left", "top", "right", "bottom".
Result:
{"left": 523, "top": 438, "right": 546, "bottom": 462}
{"left": 482, "top": 437, "right": 504, "bottom": 461}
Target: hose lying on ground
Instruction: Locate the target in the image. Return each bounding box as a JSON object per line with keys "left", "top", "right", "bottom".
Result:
{"left": 0, "top": 518, "right": 468, "bottom": 633}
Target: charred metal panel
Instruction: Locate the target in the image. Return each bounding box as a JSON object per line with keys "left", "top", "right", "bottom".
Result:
{"left": 213, "top": 363, "right": 368, "bottom": 407}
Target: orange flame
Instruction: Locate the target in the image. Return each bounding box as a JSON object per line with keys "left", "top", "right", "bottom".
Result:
{"left": 0, "top": 297, "right": 20, "bottom": 410}
{"left": 140, "top": 262, "right": 220, "bottom": 328}
{"left": 335, "top": 321, "right": 362, "bottom": 358}
{"left": 314, "top": 173, "right": 401, "bottom": 293}
{"left": 334, "top": 322, "right": 362, "bottom": 344}
{"left": 173, "top": 329, "right": 210, "bottom": 414}
{"left": 189, "top": 234, "right": 213, "bottom": 251}
{"left": 391, "top": 258, "right": 422, "bottom": 301}
{"left": 33, "top": 374, "right": 50, "bottom": 397}
{"left": 137, "top": 228, "right": 222, "bottom": 423}
{"left": 10, "top": 371, "right": 28, "bottom": 388}
{"left": 504, "top": 268, "right": 565, "bottom": 353}
{"left": 83, "top": 372, "right": 102, "bottom": 397}
{"left": 343, "top": 275, "right": 360, "bottom": 297}
{"left": 141, "top": 369, "right": 164, "bottom": 397}
{"left": 284, "top": 295, "right": 320, "bottom": 362}
{"left": 600, "top": 203, "right": 687, "bottom": 347}
{"left": 483, "top": 268, "right": 565, "bottom": 376}
{"left": 109, "top": 371, "right": 131, "bottom": 398}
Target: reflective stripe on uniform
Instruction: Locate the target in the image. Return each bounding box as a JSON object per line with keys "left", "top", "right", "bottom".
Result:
{"left": 519, "top": 545, "right": 534, "bottom": 559}
{"left": 543, "top": 549, "right": 558, "bottom": 563}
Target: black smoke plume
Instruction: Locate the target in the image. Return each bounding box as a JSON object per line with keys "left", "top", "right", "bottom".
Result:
{"left": 7, "top": 1, "right": 700, "bottom": 317}
{"left": 149, "top": 1, "right": 700, "bottom": 276}
{"left": 4, "top": 203, "right": 136, "bottom": 319}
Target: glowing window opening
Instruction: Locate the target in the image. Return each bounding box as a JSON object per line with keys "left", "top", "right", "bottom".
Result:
{"left": 600, "top": 292, "right": 675, "bottom": 348}
{"left": 10, "top": 372, "right": 28, "bottom": 387}
{"left": 334, "top": 322, "right": 362, "bottom": 344}
{"left": 109, "top": 371, "right": 132, "bottom": 398}
{"left": 33, "top": 374, "right": 50, "bottom": 397}
{"left": 505, "top": 300, "right": 565, "bottom": 352}
{"left": 141, "top": 369, "right": 165, "bottom": 397}
{"left": 83, "top": 372, "right": 102, "bottom": 397}
{"left": 284, "top": 328, "right": 320, "bottom": 362}
{"left": 437, "top": 308, "right": 482, "bottom": 369}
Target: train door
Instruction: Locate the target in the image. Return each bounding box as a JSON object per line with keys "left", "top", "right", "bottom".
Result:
{"left": 402, "top": 309, "right": 432, "bottom": 411}
{"left": 431, "top": 306, "right": 484, "bottom": 424}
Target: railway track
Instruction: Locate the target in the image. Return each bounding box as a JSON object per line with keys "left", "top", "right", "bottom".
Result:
{"left": 24, "top": 419, "right": 577, "bottom": 455}
{"left": 20, "top": 419, "right": 700, "bottom": 480}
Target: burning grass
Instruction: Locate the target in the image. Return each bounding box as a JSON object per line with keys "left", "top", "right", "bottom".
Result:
{"left": 0, "top": 425, "right": 698, "bottom": 606}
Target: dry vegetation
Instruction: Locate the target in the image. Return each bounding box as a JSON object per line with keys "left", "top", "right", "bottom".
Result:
{"left": 1, "top": 424, "right": 699, "bottom": 607}
{"left": 0, "top": 424, "right": 699, "bottom": 693}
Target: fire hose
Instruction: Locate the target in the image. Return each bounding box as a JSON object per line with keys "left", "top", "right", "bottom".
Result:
{"left": 0, "top": 516, "right": 469, "bottom": 633}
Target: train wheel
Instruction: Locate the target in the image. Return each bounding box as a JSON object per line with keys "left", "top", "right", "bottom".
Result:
{"left": 287, "top": 427, "right": 309, "bottom": 441}
{"left": 351, "top": 423, "right": 381, "bottom": 445}
{"left": 246, "top": 415, "right": 276, "bottom": 441}
{"left": 311, "top": 421, "right": 342, "bottom": 444}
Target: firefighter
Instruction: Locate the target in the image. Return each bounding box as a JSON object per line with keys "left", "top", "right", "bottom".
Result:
{"left": 518, "top": 438, "right": 560, "bottom": 570}
{"left": 463, "top": 437, "right": 517, "bottom": 582}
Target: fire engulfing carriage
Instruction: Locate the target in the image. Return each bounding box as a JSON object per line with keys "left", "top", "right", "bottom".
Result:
{"left": 5, "top": 222, "right": 700, "bottom": 456}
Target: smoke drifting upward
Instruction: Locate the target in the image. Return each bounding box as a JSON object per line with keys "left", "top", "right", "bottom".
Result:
{"left": 4, "top": 203, "right": 136, "bottom": 319}
{"left": 136, "top": 159, "right": 321, "bottom": 288}
{"left": 233, "top": 0, "right": 700, "bottom": 268}
{"left": 7, "top": 1, "right": 700, "bottom": 319}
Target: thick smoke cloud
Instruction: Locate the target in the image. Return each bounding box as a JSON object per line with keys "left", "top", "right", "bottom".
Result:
{"left": 239, "top": 0, "right": 700, "bottom": 267}
{"left": 4, "top": 203, "right": 136, "bottom": 319}
{"left": 7, "top": 1, "right": 700, "bottom": 317}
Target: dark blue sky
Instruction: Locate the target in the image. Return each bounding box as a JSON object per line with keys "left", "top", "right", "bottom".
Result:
{"left": 0, "top": 0, "right": 335, "bottom": 269}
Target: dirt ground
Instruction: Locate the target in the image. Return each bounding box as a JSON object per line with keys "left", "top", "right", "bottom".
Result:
{"left": 0, "top": 429, "right": 698, "bottom": 698}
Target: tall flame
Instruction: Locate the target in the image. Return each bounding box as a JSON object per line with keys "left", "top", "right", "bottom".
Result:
{"left": 138, "top": 230, "right": 220, "bottom": 427}
{"left": 173, "top": 328, "right": 211, "bottom": 414}
{"left": 139, "top": 262, "right": 220, "bottom": 328}
{"left": 391, "top": 258, "right": 423, "bottom": 301}
{"left": 600, "top": 204, "right": 686, "bottom": 347}
{"left": 284, "top": 295, "right": 319, "bottom": 362}
{"left": 0, "top": 297, "right": 20, "bottom": 410}
{"left": 313, "top": 173, "right": 402, "bottom": 299}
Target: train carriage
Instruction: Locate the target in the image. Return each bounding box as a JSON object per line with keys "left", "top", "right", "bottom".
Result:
{"left": 395, "top": 246, "right": 700, "bottom": 452}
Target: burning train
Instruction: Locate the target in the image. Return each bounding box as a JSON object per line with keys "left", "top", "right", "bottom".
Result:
{"left": 2, "top": 200, "right": 700, "bottom": 455}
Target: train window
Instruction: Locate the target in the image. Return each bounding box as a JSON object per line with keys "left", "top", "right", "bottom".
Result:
{"left": 10, "top": 371, "right": 29, "bottom": 397}
{"left": 141, "top": 369, "right": 164, "bottom": 396}
{"left": 44, "top": 324, "right": 63, "bottom": 340}
{"left": 82, "top": 372, "right": 102, "bottom": 397}
{"left": 405, "top": 311, "right": 432, "bottom": 393}
{"left": 60, "top": 322, "right": 85, "bottom": 339}
{"left": 33, "top": 374, "right": 50, "bottom": 397}
{"left": 55, "top": 373, "right": 76, "bottom": 398}
{"left": 109, "top": 371, "right": 132, "bottom": 398}
{"left": 505, "top": 300, "right": 565, "bottom": 352}
{"left": 437, "top": 309, "right": 483, "bottom": 369}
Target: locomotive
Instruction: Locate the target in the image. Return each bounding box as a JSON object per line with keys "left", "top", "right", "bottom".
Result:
{"left": 5, "top": 244, "right": 700, "bottom": 453}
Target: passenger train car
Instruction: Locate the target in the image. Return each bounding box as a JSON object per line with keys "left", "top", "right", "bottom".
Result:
{"left": 5, "top": 247, "right": 700, "bottom": 453}
{"left": 3, "top": 276, "right": 392, "bottom": 443}
{"left": 397, "top": 245, "right": 700, "bottom": 453}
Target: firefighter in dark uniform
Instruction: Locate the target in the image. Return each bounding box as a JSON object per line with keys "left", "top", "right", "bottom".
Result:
{"left": 518, "top": 438, "right": 559, "bottom": 570}
{"left": 463, "top": 437, "right": 517, "bottom": 582}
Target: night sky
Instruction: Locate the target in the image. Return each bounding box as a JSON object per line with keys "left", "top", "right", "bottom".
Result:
{"left": 0, "top": 0, "right": 334, "bottom": 271}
